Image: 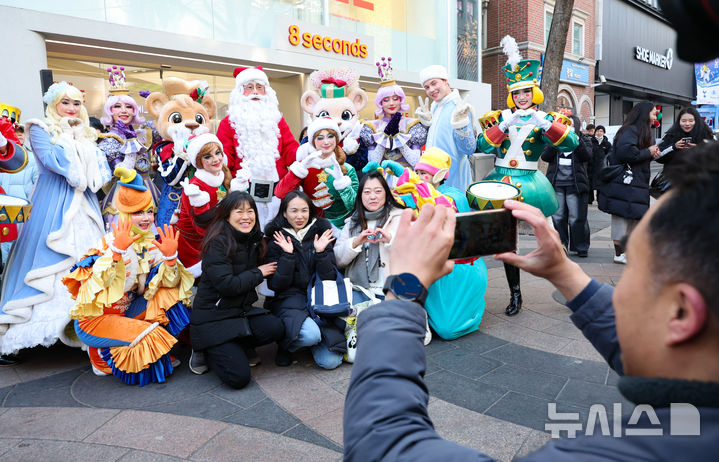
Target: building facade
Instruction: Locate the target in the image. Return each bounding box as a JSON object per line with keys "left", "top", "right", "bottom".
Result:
{"left": 482, "top": 0, "right": 596, "bottom": 124}
{"left": 0, "top": 0, "right": 490, "bottom": 135}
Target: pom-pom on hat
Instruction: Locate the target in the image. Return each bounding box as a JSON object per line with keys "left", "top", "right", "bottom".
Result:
{"left": 419, "top": 65, "right": 449, "bottom": 85}
{"left": 307, "top": 117, "right": 340, "bottom": 142}
{"left": 114, "top": 167, "right": 153, "bottom": 213}
{"left": 234, "top": 66, "right": 269, "bottom": 88}
{"left": 183, "top": 133, "right": 224, "bottom": 169}
{"left": 414, "top": 147, "right": 452, "bottom": 180}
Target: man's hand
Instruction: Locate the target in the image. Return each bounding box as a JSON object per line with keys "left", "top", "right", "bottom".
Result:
{"left": 450, "top": 94, "right": 472, "bottom": 128}
{"left": 389, "top": 205, "right": 455, "bottom": 289}
{"left": 415, "top": 96, "right": 432, "bottom": 127}
{"left": 494, "top": 200, "right": 591, "bottom": 301}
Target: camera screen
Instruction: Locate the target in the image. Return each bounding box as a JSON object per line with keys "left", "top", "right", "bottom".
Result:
{"left": 448, "top": 209, "right": 517, "bottom": 259}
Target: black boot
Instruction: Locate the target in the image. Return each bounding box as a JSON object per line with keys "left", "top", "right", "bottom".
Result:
{"left": 504, "top": 262, "right": 523, "bottom": 316}
{"left": 274, "top": 347, "right": 293, "bottom": 367}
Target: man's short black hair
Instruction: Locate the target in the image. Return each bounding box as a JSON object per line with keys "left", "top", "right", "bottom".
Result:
{"left": 648, "top": 141, "right": 719, "bottom": 319}
{"left": 586, "top": 124, "right": 595, "bottom": 130}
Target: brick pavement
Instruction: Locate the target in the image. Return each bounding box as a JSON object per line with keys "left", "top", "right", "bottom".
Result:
{"left": 0, "top": 205, "right": 628, "bottom": 461}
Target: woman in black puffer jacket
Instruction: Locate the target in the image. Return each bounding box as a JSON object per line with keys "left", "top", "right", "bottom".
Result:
{"left": 190, "top": 192, "right": 284, "bottom": 388}
{"left": 542, "top": 116, "right": 593, "bottom": 257}
{"left": 264, "top": 190, "right": 346, "bottom": 369}
{"left": 657, "top": 107, "right": 714, "bottom": 175}
{"left": 598, "top": 102, "right": 661, "bottom": 263}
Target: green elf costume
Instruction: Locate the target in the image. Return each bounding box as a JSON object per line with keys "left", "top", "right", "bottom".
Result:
{"left": 476, "top": 35, "right": 579, "bottom": 316}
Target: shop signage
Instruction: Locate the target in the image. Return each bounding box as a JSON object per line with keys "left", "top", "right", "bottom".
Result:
{"left": 560, "top": 60, "right": 590, "bottom": 86}
{"left": 634, "top": 46, "right": 673, "bottom": 70}
{"left": 275, "top": 17, "right": 373, "bottom": 63}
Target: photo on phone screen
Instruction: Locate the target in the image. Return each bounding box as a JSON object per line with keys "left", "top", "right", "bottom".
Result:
{"left": 448, "top": 209, "right": 517, "bottom": 260}
{"left": 682, "top": 137, "right": 692, "bottom": 143}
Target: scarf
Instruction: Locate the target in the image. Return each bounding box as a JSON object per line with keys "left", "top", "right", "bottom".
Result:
{"left": 346, "top": 207, "right": 387, "bottom": 288}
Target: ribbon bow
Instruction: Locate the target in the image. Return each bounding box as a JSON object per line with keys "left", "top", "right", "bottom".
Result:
{"left": 321, "top": 77, "right": 347, "bottom": 88}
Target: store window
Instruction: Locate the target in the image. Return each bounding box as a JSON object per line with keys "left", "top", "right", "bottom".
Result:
{"left": 544, "top": 10, "right": 553, "bottom": 46}
{"left": 457, "top": 0, "right": 479, "bottom": 81}
{"left": 572, "top": 21, "right": 584, "bottom": 56}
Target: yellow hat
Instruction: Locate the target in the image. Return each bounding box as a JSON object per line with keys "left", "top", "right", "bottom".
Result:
{"left": 415, "top": 147, "right": 452, "bottom": 180}
{"left": 114, "top": 167, "right": 153, "bottom": 213}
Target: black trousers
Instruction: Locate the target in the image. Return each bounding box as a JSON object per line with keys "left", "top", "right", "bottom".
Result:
{"left": 204, "top": 313, "right": 284, "bottom": 389}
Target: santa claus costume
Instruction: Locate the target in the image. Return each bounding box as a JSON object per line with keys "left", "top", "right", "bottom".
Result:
{"left": 176, "top": 133, "right": 244, "bottom": 276}
{"left": 215, "top": 67, "right": 299, "bottom": 228}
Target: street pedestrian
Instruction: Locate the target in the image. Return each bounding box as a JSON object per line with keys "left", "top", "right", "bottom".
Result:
{"left": 589, "top": 125, "right": 612, "bottom": 203}
{"left": 657, "top": 107, "right": 714, "bottom": 175}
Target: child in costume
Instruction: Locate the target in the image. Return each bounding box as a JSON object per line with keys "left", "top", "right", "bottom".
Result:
{"left": 476, "top": 36, "right": 578, "bottom": 316}
{"left": 380, "top": 148, "right": 488, "bottom": 340}
{"left": 98, "top": 66, "right": 161, "bottom": 229}
{"left": 189, "top": 191, "right": 284, "bottom": 387}
{"left": 275, "top": 117, "right": 359, "bottom": 229}
{"left": 176, "top": 133, "right": 238, "bottom": 276}
{"left": 64, "top": 168, "right": 193, "bottom": 385}
{"left": 358, "top": 57, "right": 427, "bottom": 181}
{"left": 0, "top": 82, "right": 111, "bottom": 355}
{"left": 416, "top": 64, "right": 477, "bottom": 192}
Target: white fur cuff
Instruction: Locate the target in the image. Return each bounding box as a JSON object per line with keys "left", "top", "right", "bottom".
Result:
{"left": 230, "top": 178, "right": 249, "bottom": 192}
{"left": 24, "top": 118, "right": 50, "bottom": 134}
{"left": 451, "top": 116, "right": 471, "bottom": 130}
{"left": 333, "top": 175, "right": 352, "bottom": 190}
{"left": 295, "top": 142, "right": 313, "bottom": 162}
{"left": 188, "top": 190, "right": 211, "bottom": 207}
{"left": 187, "top": 260, "right": 203, "bottom": 278}
{"left": 289, "top": 160, "right": 309, "bottom": 179}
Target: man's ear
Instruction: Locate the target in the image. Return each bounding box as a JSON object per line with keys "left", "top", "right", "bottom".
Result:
{"left": 667, "top": 283, "right": 708, "bottom": 346}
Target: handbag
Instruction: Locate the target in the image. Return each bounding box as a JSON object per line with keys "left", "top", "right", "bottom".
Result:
{"left": 599, "top": 154, "right": 627, "bottom": 184}
{"left": 307, "top": 269, "right": 353, "bottom": 320}
{"left": 649, "top": 171, "right": 671, "bottom": 199}
{"left": 343, "top": 285, "right": 382, "bottom": 363}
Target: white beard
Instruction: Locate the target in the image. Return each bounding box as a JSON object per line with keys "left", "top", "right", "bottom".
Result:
{"left": 227, "top": 87, "right": 282, "bottom": 182}
{"left": 167, "top": 124, "right": 209, "bottom": 158}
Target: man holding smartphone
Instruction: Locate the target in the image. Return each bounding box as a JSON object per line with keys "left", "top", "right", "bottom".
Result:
{"left": 344, "top": 142, "right": 719, "bottom": 461}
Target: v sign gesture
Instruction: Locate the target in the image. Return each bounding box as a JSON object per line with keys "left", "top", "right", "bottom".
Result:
{"left": 415, "top": 96, "right": 433, "bottom": 127}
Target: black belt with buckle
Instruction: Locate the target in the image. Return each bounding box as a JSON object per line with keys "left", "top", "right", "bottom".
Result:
{"left": 249, "top": 180, "right": 276, "bottom": 203}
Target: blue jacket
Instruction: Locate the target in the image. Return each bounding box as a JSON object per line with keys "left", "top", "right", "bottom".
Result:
{"left": 344, "top": 281, "right": 719, "bottom": 460}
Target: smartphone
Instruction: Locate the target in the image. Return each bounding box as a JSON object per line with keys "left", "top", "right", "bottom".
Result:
{"left": 681, "top": 137, "right": 692, "bottom": 143}
{"left": 448, "top": 209, "right": 517, "bottom": 260}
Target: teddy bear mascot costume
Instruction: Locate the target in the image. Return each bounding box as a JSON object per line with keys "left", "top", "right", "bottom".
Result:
{"left": 63, "top": 167, "right": 193, "bottom": 385}
{"left": 216, "top": 66, "right": 299, "bottom": 229}
{"left": 299, "top": 68, "right": 367, "bottom": 173}
{"left": 476, "top": 36, "right": 578, "bottom": 316}
{"left": 0, "top": 82, "right": 111, "bottom": 356}
{"left": 415, "top": 64, "right": 477, "bottom": 192}
{"left": 147, "top": 78, "right": 217, "bottom": 228}
{"left": 98, "top": 65, "right": 161, "bottom": 229}
{"left": 358, "top": 57, "right": 427, "bottom": 184}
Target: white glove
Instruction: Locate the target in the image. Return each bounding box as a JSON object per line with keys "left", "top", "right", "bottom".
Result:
{"left": 329, "top": 159, "right": 352, "bottom": 190}
{"left": 181, "top": 178, "right": 210, "bottom": 207}
{"left": 230, "top": 168, "right": 251, "bottom": 192}
{"left": 70, "top": 118, "right": 86, "bottom": 139}
{"left": 450, "top": 95, "right": 473, "bottom": 129}
{"left": 498, "top": 111, "right": 522, "bottom": 132}
{"left": 342, "top": 136, "right": 359, "bottom": 154}
{"left": 0, "top": 132, "right": 6, "bottom": 148}
{"left": 529, "top": 110, "right": 552, "bottom": 131}
{"left": 59, "top": 117, "right": 75, "bottom": 135}
{"left": 303, "top": 150, "right": 333, "bottom": 170}
{"left": 415, "top": 96, "right": 432, "bottom": 127}
{"left": 117, "top": 152, "right": 138, "bottom": 170}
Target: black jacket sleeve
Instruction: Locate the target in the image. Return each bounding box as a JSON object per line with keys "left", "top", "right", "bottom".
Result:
{"left": 266, "top": 240, "right": 297, "bottom": 292}
{"left": 614, "top": 126, "right": 652, "bottom": 165}
{"left": 202, "top": 241, "right": 263, "bottom": 297}
{"left": 314, "top": 245, "right": 338, "bottom": 281}
{"left": 540, "top": 145, "right": 559, "bottom": 162}
{"left": 573, "top": 135, "right": 593, "bottom": 163}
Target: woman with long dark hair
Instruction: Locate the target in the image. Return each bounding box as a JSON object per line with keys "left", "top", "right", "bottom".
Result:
{"left": 598, "top": 101, "right": 660, "bottom": 263}
{"left": 263, "top": 190, "right": 345, "bottom": 369}
{"left": 657, "top": 107, "right": 714, "bottom": 173}
{"left": 189, "top": 191, "right": 284, "bottom": 388}
{"left": 335, "top": 171, "right": 405, "bottom": 298}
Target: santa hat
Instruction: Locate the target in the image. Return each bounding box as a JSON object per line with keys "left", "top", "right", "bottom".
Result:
{"left": 307, "top": 117, "right": 340, "bottom": 142}
{"left": 183, "top": 133, "right": 225, "bottom": 169}
{"left": 234, "top": 66, "right": 269, "bottom": 88}
{"left": 114, "top": 167, "right": 153, "bottom": 213}
{"left": 414, "top": 147, "right": 451, "bottom": 180}
{"left": 419, "top": 65, "right": 449, "bottom": 85}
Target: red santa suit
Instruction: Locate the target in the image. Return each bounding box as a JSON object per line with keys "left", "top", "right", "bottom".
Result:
{"left": 214, "top": 67, "right": 298, "bottom": 228}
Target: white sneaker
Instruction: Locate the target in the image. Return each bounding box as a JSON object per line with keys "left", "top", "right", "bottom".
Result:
{"left": 613, "top": 253, "right": 627, "bottom": 264}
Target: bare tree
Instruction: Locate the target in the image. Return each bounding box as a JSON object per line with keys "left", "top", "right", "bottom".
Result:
{"left": 540, "top": 0, "right": 575, "bottom": 113}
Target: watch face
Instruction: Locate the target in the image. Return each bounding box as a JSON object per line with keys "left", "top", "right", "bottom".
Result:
{"left": 392, "top": 273, "right": 424, "bottom": 300}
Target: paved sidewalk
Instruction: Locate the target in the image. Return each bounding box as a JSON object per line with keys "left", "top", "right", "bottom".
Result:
{"left": 0, "top": 205, "right": 627, "bottom": 461}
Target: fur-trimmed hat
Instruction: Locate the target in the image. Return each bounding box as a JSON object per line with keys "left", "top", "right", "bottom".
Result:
{"left": 307, "top": 117, "right": 340, "bottom": 142}
{"left": 414, "top": 147, "right": 452, "bottom": 180}
{"left": 114, "top": 167, "right": 153, "bottom": 213}
{"left": 419, "top": 65, "right": 449, "bottom": 85}
{"left": 183, "top": 133, "right": 225, "bottom": 169}
{"left": 234, "top": 66, "right": 269, "bottom": 88}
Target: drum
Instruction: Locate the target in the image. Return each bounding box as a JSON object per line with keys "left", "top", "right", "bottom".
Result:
{"left": 466, "top": 180, "right": 521, "bottom": 211}
{"left": 0, "top": 194, "right": 32, "bottom": 224}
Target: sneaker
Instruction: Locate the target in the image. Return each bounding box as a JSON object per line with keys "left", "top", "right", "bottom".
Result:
{"left": 246, "top": 348, "right": 261, "bottom": 367}
{"left": 171, "top": 356, "right": 181, "bottom": 368}
{"left": 0, "top": 354, "right": 20, "bottom": 366}
{"left": 91, "top": 364, "right": 109, "bottom": 376}
{"left": 613, "top": 253, "right": 627, "bottom": 264}
{"left": 189, "top": 350, "right": 208, "bottom": 375}
{"left": 576, "top": 250, "right": 588, "bottom": 258}
{"left": 274, "top": 347, "right": 293, "bottom": 367}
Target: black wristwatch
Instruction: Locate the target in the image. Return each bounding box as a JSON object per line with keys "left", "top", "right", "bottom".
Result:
{"left": 383, "top": 273, "right": 428, "bottom": 307}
